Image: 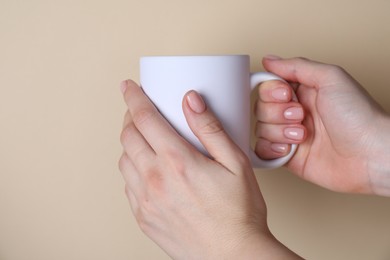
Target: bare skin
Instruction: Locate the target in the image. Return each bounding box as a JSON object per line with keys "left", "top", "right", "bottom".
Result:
{"left": 256, "top": 56, "right": 390, "bottom": 195}
{"left": 118, "top": 56, "right": 390, "bottom": 259}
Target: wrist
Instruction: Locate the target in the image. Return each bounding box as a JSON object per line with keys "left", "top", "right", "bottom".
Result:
{"left": 226, "top": 230, "right": 302, "bottom": 260}
{"left": 367, "top": 113, "right": 390, "bottom": 196}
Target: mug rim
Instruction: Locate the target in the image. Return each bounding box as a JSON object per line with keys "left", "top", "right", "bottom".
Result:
{"left": 140, "top": 54, "right": 249, "bottom": 59}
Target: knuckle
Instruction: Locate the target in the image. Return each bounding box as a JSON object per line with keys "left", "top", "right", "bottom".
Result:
{"left": 255, "top": 102, "right": 275, "bottom": 122}
{"left": 164, "top": 149, "right": 188, "bottom": 176}
{"left": 255, "top": 121, "right": 267, "bottom": 138}
{"left": 326, "top": 64, "right": 346, "bottom": 76}
{"left": 317, "top": 64, "right": 348, "bottom": 85}
{"left": 132, "top": 107, "right": 157, "bottom": 127}
{"left": 124, "top": 184, "right": 133, "bottom": 197}
{"left": 124, "top": 187, "right": 152, "bottom": 234}
{"left": 137, "top": 217, "right": 149, "bottom": 234}
{"left": 199, "top": 118, "right": 224, "bottom": 136}
{"left": 137, "top": 198, "right": 156, "bottom": 233}
{"left": 120, "top": 125, "right": 133, "bottom": 146}
{"left": 131, "top": 150, "right": 143, "bottom": 166}
{"left": 134, "top": 209, "right": 148, "bottom": 233}
{"left": 145, "top": 168, "right": 165, "bottom": 192}
{"left": 118, "top": 153, "right": 128, "bottom": 172}
{"left": 136, "top": 210, "right": 154, "bottom": 236}
{"left": 122, "top": 111, "right": 131, "bottom": 128}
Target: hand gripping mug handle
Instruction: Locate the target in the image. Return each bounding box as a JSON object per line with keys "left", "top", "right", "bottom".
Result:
{"left": 249, "top": 72, "right": 298, "bottom": 169}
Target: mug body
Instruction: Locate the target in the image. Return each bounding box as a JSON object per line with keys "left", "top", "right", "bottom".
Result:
{"left": 140, "top": 55, "right": 251, "bottom": 156}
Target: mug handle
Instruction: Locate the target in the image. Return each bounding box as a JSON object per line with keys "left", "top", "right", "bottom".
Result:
{"left": 249, "top": 72, "right": 298, "bottom": 169}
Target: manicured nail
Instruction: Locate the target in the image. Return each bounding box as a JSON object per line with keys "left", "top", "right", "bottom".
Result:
{"left": 271, "top": 143, "right": 289, "bottom": 154}
{"left": 264, "top": 54, "right": 282, "bottom": 60}
{"left": 186, "top": 91, "right": 206, "bottom": 114}
{"left": 284, "top": 107, "right": 304, "bottom": 120}
{"left": 120, "top": 80, "right": 128, "bottom": 94}
{"left": 272, "top": 88, "right": 289, "bottom": 101}
{"left": 284, "top": 127, "right": 304, "bottom": 140}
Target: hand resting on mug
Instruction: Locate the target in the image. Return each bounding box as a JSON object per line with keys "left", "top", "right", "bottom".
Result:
{"left": 119, "top": 79, "right": 301, "bottom": 259}
{"left": 118, "top": 56, "right": 390, "bottom": 259}
{"left": 257, "top": 56, "right": 390, "bottom": 196}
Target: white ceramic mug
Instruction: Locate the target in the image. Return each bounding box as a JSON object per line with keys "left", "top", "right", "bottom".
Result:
{"left": 140, "top": 55, "right": 297, "bottom": 169}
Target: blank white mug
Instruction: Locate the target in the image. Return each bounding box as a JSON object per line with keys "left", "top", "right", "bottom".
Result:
{"left": 140, "top": 55, "right": 297, "bottom": 169}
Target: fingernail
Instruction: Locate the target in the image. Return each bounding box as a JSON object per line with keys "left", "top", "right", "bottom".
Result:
{"left": 271, "top": 143, "right": 289, "bottom": 154}
{"left": 272, "top": 88, "right": 289, "bottom": 101}
{"left": 264, "top": 54, "right": 282, "bottom": 60}
{"left": 284, "top": 107, "right": 304, "bottom": 120}
{"left": 186, "top": 91, "right": 206, "bottom": 114}
{"left": 120, "top": 80, "right": 128, "bottom": 94}
{"left": 284, "top": 127, "right": 304, "bottom": 140}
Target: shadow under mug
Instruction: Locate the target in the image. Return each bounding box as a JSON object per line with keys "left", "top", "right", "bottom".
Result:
{"left": 140, "top": 55, "right": 297, "bottom": 169}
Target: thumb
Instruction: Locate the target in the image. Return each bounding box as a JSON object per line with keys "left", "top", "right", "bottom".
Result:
{"left": 262, "top": 56, "right": 344, "bottom": 89}
{"left": 182, "top": 90, "right": 249, "bottom": 171}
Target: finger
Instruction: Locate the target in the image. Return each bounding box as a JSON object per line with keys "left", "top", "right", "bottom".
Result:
{"left": 121, "top": 80, "right": 186, "bottom": 154}
{"left": 118, "top": 152, "right": 142, "bottom": 194}
{"left": 255, "top": 122, "right": 306, "bottom": 144}
{"left": 254, "top": 138, "right": 291, "bottom": 160}
{"left": 120, "top": 119, "right": 156, "bottom": 172}
{"left": 122, "top": 110, "right": 131, "bottom": 128}
{"left": 125, "top": 183, "right": 140, "bottom": 217}
{"left": 255, "top": 101, "right": 304, "bottom": 124}
{"left": 182, "top": 90, "right": 248, "bottom": 172}
{"left": 258, "top": 80, "right": 293, "bottom": 103}
{"left": 119, "top": 153, "right": 142, "bottom": 220}
{"left": 262, "top": 56, "right": 341, "bottom": 89}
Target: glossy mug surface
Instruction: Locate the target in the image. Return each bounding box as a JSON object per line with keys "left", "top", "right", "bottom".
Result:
{"left": 140, "top": 55, "right": 297, "bottom": 168}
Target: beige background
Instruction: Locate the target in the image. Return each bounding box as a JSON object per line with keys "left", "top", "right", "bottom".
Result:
{"left": 1, "top": 0, "right": 390, "bottom": 259}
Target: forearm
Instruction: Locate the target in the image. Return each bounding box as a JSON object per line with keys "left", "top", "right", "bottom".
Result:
{"left": 368, "top": 113, "right": 390, "bottom": 196}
